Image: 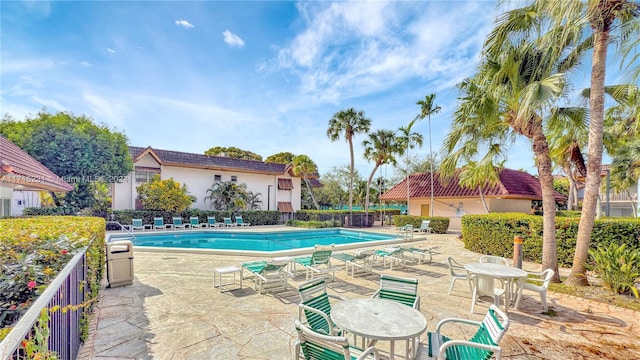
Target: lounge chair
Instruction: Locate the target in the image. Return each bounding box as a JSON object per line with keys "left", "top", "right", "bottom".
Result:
{"left": 402, "top": 245, "right": 440, "bottom": 264}
{"left": 297, "top": 278, "right": 346, "bottom": 336}
{"left": 223, "top": 217, "right": 235, "bottom": 227}
{"left": 447, "top": 257, "right": 469, "bottom": 295}
{"left": 206, "top": 216, "right": 222, "bottom": 228}
{"left": 372, "top": 274, "right": 420, "bottom": 309}
{"left": 128, "top": 218, "right": 147, "bottom": 231}
{"left": 413, "top": 219, "right": 432, "bottom": 233}
{"left": 153, "top": 217, "right": 170, "bottom": 230}
{"left": 294, "top": 320, "right": 379, "bottom": 360}
{"left": 345, "top": 249, "right": 375, "bottom": 277}
{"left": 172, "top": 217, "right": 187, "bottom": 230}
{"left": 374, "top": 246, "right": 410, "bottom": 270}
{"left": 395, "top": 224, "right": 414, "bottom": 239}
{"left": 479, "top": 255, "right": 510, "bottom": 266}
{"left": 427, "top": 304, "right": 510, "bottom": 360}
{"left": 235, "top": 216, "right": 251, "bottom": 226}
{"left": 240, "top": 257, "right": 293, "bottom": 293}
{"left": 188, "top": 216, "right": 203, "bottom": 229}
{"left": 514, "top": 269, "right": 554, "bottom": 311}
{"left": 294, "top": 245, "right": 341, "bottom": 281}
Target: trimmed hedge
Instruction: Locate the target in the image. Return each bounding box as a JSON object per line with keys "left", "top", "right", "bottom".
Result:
{"left": 461, "top": 213, "right": 640, "bottom": 267}
{"left": 391, "top": 215, "right": 450, "bottom": 234}
{"left": 110, "top": 209, "right": 282, "bottom": 227}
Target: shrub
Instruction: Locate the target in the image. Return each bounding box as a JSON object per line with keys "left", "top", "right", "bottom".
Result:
{"left": 588, "top": 243, "right": 640, "bottom": 298}
{"left": 391, "top": 215, "right": 450, "bottom": 234}
{"left": 286, "top": 219, "right": 341, "bottom": 228}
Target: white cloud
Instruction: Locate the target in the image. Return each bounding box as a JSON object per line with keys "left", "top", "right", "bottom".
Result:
{"left": 175, "top": 19, "right": 194, "bottom": 29}
{"left": 80, "top": 61, "right": 93, "bottom": 67}
{"left": 106, "top": 48, "right": 116, "bottom": 54}
{"left": 222, "top": 30, "right": 245, "bottom": 48}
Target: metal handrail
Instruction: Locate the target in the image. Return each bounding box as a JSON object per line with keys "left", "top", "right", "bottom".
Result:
{"left": 106, "top": 221, "right": 137, "bottom": 241}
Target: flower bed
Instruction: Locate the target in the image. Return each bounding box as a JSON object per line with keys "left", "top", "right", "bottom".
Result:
{"left": 0, "top": 216, "right": 105, "bottom": 338}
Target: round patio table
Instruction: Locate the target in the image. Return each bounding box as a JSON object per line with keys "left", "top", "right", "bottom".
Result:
{"left": 465, "top": 262, "right": 527, "bottom": 312}
{"left": 330, "top": 298, "right": 427, "bottom": 360}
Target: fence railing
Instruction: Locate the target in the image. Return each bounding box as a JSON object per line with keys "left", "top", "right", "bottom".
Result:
{"left": 0, "top": 248, "right": 89, "bottom": 359}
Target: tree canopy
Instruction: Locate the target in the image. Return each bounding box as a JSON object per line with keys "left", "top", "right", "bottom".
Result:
{"left": 204, "top": 146, "right": 262, "bottom": 161}
{"left": 265, "top": 152, "right": 295, "bottom": 164}
{"left": 136, "top": 175, "right": 193, "bottom": 212}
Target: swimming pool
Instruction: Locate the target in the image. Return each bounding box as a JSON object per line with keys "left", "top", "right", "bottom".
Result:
{"left": 109, "top": 228, "right": 401, "bottom": 255}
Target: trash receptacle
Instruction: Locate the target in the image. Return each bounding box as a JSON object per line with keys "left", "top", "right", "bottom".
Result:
{"left": 106, "top": 240, "right": 134, "bottom": 288}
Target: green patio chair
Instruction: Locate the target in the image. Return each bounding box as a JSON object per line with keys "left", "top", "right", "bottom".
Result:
{"left": 297, "top": 278, "right": 346, "bottom": 336}
{"left": 240, "top": 257, "right": 293, "bottom": 293}
{"left": 188, "top": 216, "right": 202, "bottom": 229}
{"left": 372, "top": 274, "right": 420, "bottom": 309}
{"left": 206, "top": 216, "right": 221, "bottom": 228}
{"left": 427, "top": 304, "right": 510, "bottom": 360}
{"left": 294, "top": 245, "right": 340, "bottom": 281}
{"left": 223, "top": 217, "right": 235, "bottom": 227}
{"left": 172, "top": 217, "right": 187, "bottom": 230}
{"left": 294, "top": 320, "right": 379, "bottom": 360}
{"left": 345, "top": 249, "right": 375, "bottom": 277}
{"left": 235, "top": 216, "right": 251, "bottom": 226}
{"left": 129, "top": 218, "right": 146, "bottom": 231}
{"left": 373, "top": 247, "right": 409, "bottom": 270}
{"left": 153, "top": 217, "right": 170, "bottom": 230}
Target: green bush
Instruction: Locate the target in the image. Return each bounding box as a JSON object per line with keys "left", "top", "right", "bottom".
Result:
{"left": 110, "top": 209, "right": 282, "bottom": 226}
{"left": 461, "top": 213, "right": 640, "bottom": 267}
{"left": 589, "top": 243, "right": 640, "bottom": 298}
{"left": 391, "top": 215, "right": 450, "bottom": 234}
{"left": 556, "top": 210, "right": 581, "bottom": 218}
{"left": 286, "top": 219, "right": 341, "bottom": 228}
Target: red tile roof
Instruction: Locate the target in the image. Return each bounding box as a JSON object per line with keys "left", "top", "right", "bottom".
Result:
{"left": 130, "top": 146, "right": 293, "bottom": 176}
{"left": 0, "top": 135, "right": 73, "bottom": 192}
{"left": 380, "top": 168, "right": 566, "bottom": 201}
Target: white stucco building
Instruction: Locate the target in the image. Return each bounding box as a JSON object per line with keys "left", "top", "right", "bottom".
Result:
{"left": 112, "top": 146, "right": 304, "bottom": 213}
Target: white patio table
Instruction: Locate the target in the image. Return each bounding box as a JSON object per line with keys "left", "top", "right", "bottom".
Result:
{"left": 330, "top": 298, "right": 427, "bottom": 360}
{"left": 464, "top": 262, "right": 527, "bottom": 312}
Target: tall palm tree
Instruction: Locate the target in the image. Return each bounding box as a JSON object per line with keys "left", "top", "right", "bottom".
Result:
{"left": 292, "top": 154, "right": 320, "bottom": 210}
{"left": 397, "top": 120, "right": 423, "bottom": 213}
{"left": 443, "top": 39, "right": 568, "bottom": 281}
{"left": 327, "top": 108, "right": 372, "bottom": 218}
{"left": 416, "top": 94, "right": 442, "bottom": 216}
{"left": 362, "top": 129, "right": 402, "bottom": 223}
{"left": 204, "top": 181, "right": 248, "bottom": 211}
{"left": 491, "top": 0, "right": 639, "bottom": 286}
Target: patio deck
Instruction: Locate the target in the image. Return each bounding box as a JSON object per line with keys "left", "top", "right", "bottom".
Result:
{"left": 79, "top": 227, "right": 640, "bottom": 359}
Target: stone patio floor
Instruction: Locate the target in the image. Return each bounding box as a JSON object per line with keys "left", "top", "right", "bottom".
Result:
{"left": 78, "top": 226, "right": 640, "bottom": 359}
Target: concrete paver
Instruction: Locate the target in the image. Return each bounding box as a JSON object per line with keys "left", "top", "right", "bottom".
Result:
{"left": 78, "top": 227, "right": 640, "bottom": 360}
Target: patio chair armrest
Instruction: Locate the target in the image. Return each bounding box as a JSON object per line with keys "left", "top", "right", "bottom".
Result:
{"left": 371, "top": 289, "right": 381, "bottom": 299}
{"left": 298, "top": 304, "right": 338, "bottom": 335}
{"left": 435, "top": 317, "right": 482, "bottom": 333}
{"left": 437, "top": 339, "right": 502, "bottom": 360}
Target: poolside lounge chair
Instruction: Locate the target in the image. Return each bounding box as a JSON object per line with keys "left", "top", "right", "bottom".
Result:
{"left": 514, "top": 269, "right": 554, "bottom": 311}
{"left": 427, "top": 304, "right": 509, "bottom": 360}
{"left": 413, "top": 220, "right": 432, "bottom": 234}
{"left": 345, "top": 249, "right": 375, "bottom": 277}
{"left": 223, "top": 217, "right": 235, "bottom": 227}
{"left": 294, "top": 245, "right": 341, "bottom": 281}
{"left": 479, "top": 255, "right": 510, "bottom": 266}
{"left": 129, "top": 218, "right": 147, "bottom": 231}
{"left": 153, "top": 217, "right": 171, "bottom": 230}
{"left": 372, "top": 274, "right": 420, "bottom": 309}
{"left": 235, "top": 216, "right": 251, "bottom": 226}
{"left": 172, "top": 217, "right": 187, "bottom": 230}
{"left": 373, "top": 246, "right": 410, "bottom": 270}
{"left": 294, "top": 320, "right": 379, "bottom": 360}
{"left": 189, "top": 216, "right": 203, "bottom": 229}
{"left": 240, "top": 257, "right": 293, "bottom": 293}
{"left": 206, "top": 216, "right": 222, "bottom": 228}
{"left": 297, "top": 278, "right": 346, "bottom": 336}
{"left": 447, "top": 257, "right": 469, "bottom": 295}
{"left": 395, "top": 224, "right": 414, "bottom": 239}
{"left": 403, "top": 245, "right": 440, "bottom": 264}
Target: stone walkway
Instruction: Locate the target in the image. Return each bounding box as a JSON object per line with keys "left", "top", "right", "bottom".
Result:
{"left": 78, "top": 227, "right": 640, "bottom": 359}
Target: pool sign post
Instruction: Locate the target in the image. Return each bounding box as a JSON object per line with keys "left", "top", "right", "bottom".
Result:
{"left": 513, "top": 236, "right": 523, "bottom": 269}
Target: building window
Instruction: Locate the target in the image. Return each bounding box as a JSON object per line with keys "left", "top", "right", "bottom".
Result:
{"left": 214, "top": 174, "right": 222, "bottom": 182}
{"left": 231, "top": 176, "right": 237, "bottom": 182}
{"left": 135, "top": 169, "right": 160, "bottom": 183}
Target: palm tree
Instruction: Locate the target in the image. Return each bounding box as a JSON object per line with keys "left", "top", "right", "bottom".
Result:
{"left": 292, "top": 155, "right": 320, "bottom": 210}
{"left": 245, "top": 191, "right": 263, "bottom": 210}
{"left": 397, "top": 119, "right": 423, "bottom": 215}
{"left": 204, "top": 181, "right": 248, "bottom": 211}
{"left": 491, "top": 0, "right": 639, "bottom": 286}
{"left": 416, "top": 94, "right": 442, "bottom": 216}
{"left": 458, "top": 160, "right": 504, "bottom": 214}
{"left": 362, "top": 129, "right": 402, "bottom": 223}
{"left": 327, "top": 108, "right": 372, "bottom": 219}
{"left": 443, "top": 39, "right": 568, "bottom": 281}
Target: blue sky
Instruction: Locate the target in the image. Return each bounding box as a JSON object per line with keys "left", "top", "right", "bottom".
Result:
{"left": 0, "top": 1, "right": 621, "bottom": 179}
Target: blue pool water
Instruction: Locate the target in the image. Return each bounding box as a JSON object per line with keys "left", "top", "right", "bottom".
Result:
{"left": 110, "top": 229, "right": 397, "bottom": 252}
